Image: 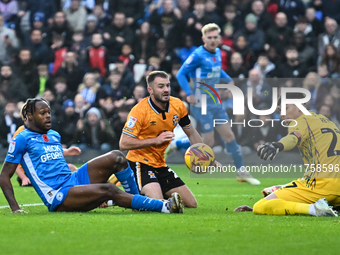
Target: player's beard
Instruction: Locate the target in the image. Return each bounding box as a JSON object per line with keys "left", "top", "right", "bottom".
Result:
{"left": 155, "top": 93, "right": 170, "bottom": 104}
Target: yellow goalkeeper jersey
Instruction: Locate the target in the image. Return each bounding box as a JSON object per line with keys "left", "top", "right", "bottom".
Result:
{"left": 288, "top": 111, "right": 340, "bottom": 194}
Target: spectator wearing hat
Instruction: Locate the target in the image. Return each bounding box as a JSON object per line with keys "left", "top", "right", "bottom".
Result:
{"left": 221, "top": 24, "right": 234, "bottom": 50}
{"left": 56, "top": 99, "right": 80, "bottom": 147}
{"left": 72, "top": 107, "right": 116, "bottom": 152}
{"left": 83, "top": 14, "right": 99, "bottom": 47}
{"left": 0, "top": 13, "right": 19, "bottom": 65}
{"left": 234, "top": 13, "right": 265, "bottom": 55}
{"left": 19, "top": 0, "right": 56, "bottom": 28}
{"left": 65, "top": 0, "right": 88, "bottom": 31}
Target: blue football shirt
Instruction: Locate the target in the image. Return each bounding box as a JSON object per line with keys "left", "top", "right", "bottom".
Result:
{"left": 176, "top": 45, "right": 233, "bottom": 106}
{"left": 6, "top": 128, "right": 72, "bottom": 207}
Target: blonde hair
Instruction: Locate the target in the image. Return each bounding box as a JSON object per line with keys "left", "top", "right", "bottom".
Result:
{"left": 201, "top": 23, "right": 221, "bottom": 36}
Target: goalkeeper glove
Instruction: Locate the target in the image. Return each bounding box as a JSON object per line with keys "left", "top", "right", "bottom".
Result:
{"left": 257, "top": 142, "right": 283, "bottom": 161}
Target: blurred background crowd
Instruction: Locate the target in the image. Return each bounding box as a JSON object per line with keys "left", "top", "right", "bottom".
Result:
{"left": 1, "top": 0, "right": 340, "bottom": 154}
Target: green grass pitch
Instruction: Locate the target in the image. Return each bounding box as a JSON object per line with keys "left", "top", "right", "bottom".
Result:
{"left": 0, "top": 164, "right": 338, "bottom": 255}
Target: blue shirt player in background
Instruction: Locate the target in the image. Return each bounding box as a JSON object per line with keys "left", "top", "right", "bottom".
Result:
{"left": 177, "top": 23, "right": 260, "bottom": 185}
{"left": 0, "top": 98, "right": 183, "bottom": 213}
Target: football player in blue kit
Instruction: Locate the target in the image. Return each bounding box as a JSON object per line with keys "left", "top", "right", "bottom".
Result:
{"left": 177, "top": 23, "right": 260, "bottom": 185}
{"left": 0, "top": 98, "right": 183, "bottom": 213}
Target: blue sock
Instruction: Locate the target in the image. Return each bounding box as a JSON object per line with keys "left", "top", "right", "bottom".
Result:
{"left": 225, "top": 140, "right": 244, "bottom": 169}
{"left": 131, "top": 195, "right": 166, "bottom": 212}
{"left": 114, "top": 163, "right": 139, "bottom": 195}
{"left": 176, "top": 137, "right": 191, "bottom": 150}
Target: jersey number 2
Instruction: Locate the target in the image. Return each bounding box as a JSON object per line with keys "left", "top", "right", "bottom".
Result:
{"left": 321, "top": 128, "right": 340, "bottom": 157}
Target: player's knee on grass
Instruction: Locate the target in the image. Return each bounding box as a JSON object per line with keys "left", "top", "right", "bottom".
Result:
{"left": 185, "top": 199, "right": 197, "bottom": 208}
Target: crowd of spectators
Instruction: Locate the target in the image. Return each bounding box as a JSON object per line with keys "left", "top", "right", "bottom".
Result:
{"left": 1, "top": 0, "right": 340, "bottom": 154}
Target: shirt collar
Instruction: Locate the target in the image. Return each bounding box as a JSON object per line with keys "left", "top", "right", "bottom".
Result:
{"left": 148, "top": 97, "right": 170, "bottom": 115}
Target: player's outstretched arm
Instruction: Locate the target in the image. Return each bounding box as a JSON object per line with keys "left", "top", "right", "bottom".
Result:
{"left": 182, "top": 126, "right": 203, "bottom": 145}
{"left": 0, "top": 161, "right": 26, "bottom": 213}
{"left": 120, "top": 131, "right": 174, "bottom": 150}
{"left": 257, "top": 133, "right": 300, "bottom": 161}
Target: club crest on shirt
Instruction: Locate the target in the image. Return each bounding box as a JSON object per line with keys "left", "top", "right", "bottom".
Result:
{"left": 8, "top": 141, "right": 15, "bottom": 153}
{"left": 52, "top": 136, "right": 58, "bottom": 142}
{"left": 173, "top": 115, "right": 179, "bottom": 126}
{"left": 127, "top": 116, "right": 137, "bottom": 128}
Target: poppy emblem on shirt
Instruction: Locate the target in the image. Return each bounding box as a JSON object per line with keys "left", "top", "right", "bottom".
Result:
{"left": 212, "top": 56, "right": 216, "bottom": 62}
{"left": 43, "top": 134, "right": 49, "bottom": 142}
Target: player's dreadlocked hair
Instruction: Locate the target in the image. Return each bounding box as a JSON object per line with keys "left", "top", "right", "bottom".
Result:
{"left": 21, "top": 98, "right": 50, "bottom": 121}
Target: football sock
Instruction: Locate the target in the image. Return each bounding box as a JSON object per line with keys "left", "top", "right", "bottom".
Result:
{"left": 176, "top": 137, "right": 190, "bottom": 150}
{"left": 114, "top": 163, "right": 139, "bottom": 195}
{"left": 253, "top": 198, "right": 310, "bottom": 215}
{"left": 225, "top": 140, "right": 244, "bottom": 169}
{"left": 131, "top": 195, "right": 166, "bottom": 213}
{"left": 309, "top": 204, "right": 316, "bottom": 216}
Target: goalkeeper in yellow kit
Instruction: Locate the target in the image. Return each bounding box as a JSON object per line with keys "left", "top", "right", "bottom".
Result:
{"left": 235, "top": 93, "right": 340, "bottom": 217}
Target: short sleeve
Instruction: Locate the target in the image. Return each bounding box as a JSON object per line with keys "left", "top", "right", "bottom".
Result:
{"left": 122, "top": 106, "right": 144, "bottom": 138}
{"left": 5, "top": 134, "right": 27, "bottom": 164}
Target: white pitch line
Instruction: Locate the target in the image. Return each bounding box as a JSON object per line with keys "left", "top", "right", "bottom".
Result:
{"left": 0, "top": 203, "right": 44, "bottom": 209}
